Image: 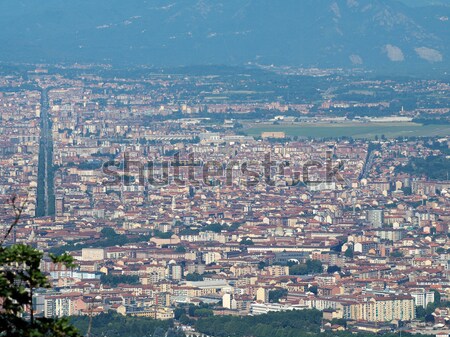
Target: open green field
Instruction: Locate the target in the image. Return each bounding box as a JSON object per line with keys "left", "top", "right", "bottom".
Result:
{"left": 244, "top": 122, "right": 450, "bottom": 139}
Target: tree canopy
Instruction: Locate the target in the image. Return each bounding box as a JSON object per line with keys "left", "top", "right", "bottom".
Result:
{"left": 289, "top": 259, "right": 323, "bottom": 275}
{"left": 0, "top": 197, "right": 81, "bottom": 337}
{"left": 0, "top": 244, "right": 80, "bottom": 337}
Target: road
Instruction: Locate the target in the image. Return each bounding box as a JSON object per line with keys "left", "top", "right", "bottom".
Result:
{"left": 36, "top": 89, "right": 54, "bottom": 217}
{"left": 359, "top": 146, "right": 376, "bottom": 180}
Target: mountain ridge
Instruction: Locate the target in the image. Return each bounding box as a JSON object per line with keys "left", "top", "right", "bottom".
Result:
{"left": 0, "top": 0, "right": 448, "bottom": 71}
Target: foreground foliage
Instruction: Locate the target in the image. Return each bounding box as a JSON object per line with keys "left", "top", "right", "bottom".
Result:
{"left": 0, "top": 244, "right": 80, "bottom": 337}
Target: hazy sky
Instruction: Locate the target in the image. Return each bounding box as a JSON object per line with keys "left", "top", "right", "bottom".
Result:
{"left": 0, "top": 0, "right": 448, "bottom": 71}
{"left": 399, "top": 0, "right": 450, "bottom": 6}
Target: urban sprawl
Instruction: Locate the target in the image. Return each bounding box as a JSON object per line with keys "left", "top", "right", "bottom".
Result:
{"left": 1, "top": 65, "right": 450, "bottom": 335}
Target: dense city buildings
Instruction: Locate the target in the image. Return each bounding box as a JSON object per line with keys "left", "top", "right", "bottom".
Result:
{"left": 1, "top": 64, "right": 450, "bottom": 335}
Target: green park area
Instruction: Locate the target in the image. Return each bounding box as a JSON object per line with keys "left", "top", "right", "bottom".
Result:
{"left": 245, "top": 122, "right": 450, "bottom": 139}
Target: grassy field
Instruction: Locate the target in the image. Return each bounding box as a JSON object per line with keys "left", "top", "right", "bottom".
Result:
{"left": 244, "top": 122, "right": 450, "bottom": 139}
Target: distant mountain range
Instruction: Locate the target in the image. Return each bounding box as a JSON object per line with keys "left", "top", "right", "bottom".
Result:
{"left": 0, "top": 0, "right": 449, "bottom": 72}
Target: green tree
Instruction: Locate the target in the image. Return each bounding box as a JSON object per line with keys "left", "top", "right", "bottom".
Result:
{"left": 436, "top": 247, "right": 446, "bottom": 254}
{"left": 175, "top": 245, "right": 186, "bottom": 253}
{"left": 185, "top": 272, "right": 204, "bottom": 281}
{"left": 330, "top": 318, "right": 347, "bottom": 328}
{"left": 289, "top": 259, "right": 323, "bottom": 275}
{"left": 153, "top": 230, "right": 174, "bottom": 239}
{"left": 240, "top": 237, "right": 254, "bottom": 245}
{"left": 391, "top": 250, "right": 404, "bottom": 258}
{"left": 344, "top": 247, "right": 354, "bottom": 258}
{"left": 153, "top": 327, "right": 166, "bottom": 337}
{"left": 327, "top": 265, "right": 341, "bottom": 274}
{"left": 416, "top": 306, "right": 427, "bottom": 319}
{"left": 194, "top": 308, "right": 214, "bottom": 317}
{"left": 188, "top": 305, "right": 197, "bottom": 317}
{"left": 433, "top": 289, "right": 441, "bottom": 305}
{"left": 174, "top": 307, "right": 185, "bottom": 320}
{"left": 308, "top": 285, "right": 318, "bottom": 295}
{"left": 1, "top": 197, "right": 81, "bottom": 337}
{"left": 179, "top": 314, "right": 193, "bottom": 325}
{"left": 269, "top": 289, "right": 288, "bottom": 303}
{"left": 101, "top": 227, "right": 117, "bottom": 238}
{"left": 425, "top": 314, "right": 435, "bottom": 323}
{"left": 1, "top": 237, "right": 80, "bottom": 336}
{"left": 100, "top": 274, "right": 140, "bottom": 287}
{"left": 204, "top": 223, "right": 223, "bottom": 233}
{"left": 70, "top": 312, "right": 173, "bottom": 337}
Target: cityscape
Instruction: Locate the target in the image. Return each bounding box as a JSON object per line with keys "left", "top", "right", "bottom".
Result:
{"left": 1, "top": 1, "right": 450, "bottom": 337}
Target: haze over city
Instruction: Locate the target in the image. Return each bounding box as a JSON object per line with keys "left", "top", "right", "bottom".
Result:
{"left": 0, "top": 1, "right": 450, "bottom": 337}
